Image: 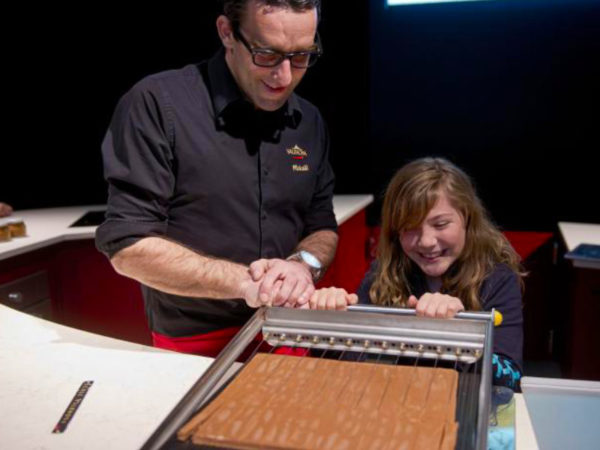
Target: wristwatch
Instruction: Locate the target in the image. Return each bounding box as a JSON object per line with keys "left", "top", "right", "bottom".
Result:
{"left": 287, "top": 250, "right": 322, "bottom": 281}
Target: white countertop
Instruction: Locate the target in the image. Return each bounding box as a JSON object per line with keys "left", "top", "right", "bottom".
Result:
{"left": 558, "top": 221, "right": 600, "bottom": 251}
{"left": 558, "top": 221, "right": 600, "bottom": 269}
{"left": 0, "top": 195, "right": 374, "bottom": 261}
{"left": 0, "top": 304, "right": 212, "bottom": 450}
{"left": 0, "top": 303, "right": 545, "bottom": 450}
{"left": 332, "top": 194, "right": 374, "bottom": 225}
{"left": 515, "top": 393, "right": 539, "bottom": 449}
{"left": 0, "top": 205, "right": 105, "bottom": 261}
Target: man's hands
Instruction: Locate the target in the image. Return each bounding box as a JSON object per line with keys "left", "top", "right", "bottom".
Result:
{"left": 244, "top": 259, "right": 464, "bottom": 316}
{"left": 239, "top": 275, "right": 283, "bottom": 308}
{"left": 244, "top": 258, "right": 357, "bottom": 311}
{"left": 407, "top": 293, "right": 465, "bottom": 318}
{"left": 248, "top": 258, "right": 314, "bottom": 307}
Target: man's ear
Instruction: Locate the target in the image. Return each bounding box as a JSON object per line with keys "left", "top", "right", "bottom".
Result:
{"left": 216, "top": 15, "right": 235, "bottom": 50}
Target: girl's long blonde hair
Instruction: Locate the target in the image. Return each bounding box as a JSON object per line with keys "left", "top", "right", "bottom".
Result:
{"left": 370, "top": 157, "right": 523, "bottom": 310}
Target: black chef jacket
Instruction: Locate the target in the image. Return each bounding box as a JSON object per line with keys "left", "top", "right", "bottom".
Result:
{"left": 96, "top": 49, "right": 337, "bottom": 336}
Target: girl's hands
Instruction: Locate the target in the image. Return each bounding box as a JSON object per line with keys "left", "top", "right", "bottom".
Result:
{"left": 407, "top": 293, "right": 465, "bottom": 318}
{"left": 308, "top": 287, "right": 358, "bottom": 311}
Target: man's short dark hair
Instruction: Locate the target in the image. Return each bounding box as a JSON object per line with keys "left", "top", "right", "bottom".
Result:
{"left": 221, "top": 0, "right": 321, "bottom": 29}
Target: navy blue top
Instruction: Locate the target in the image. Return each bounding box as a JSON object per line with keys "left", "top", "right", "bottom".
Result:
{"left": 96, "top": 49, "right": 337, "bottom": 336}
{"left": 357, "top": 262, "right": 524, "bottom": 372}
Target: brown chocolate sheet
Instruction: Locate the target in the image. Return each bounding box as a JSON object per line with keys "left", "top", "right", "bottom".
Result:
{"left": 178, "top": 353, "right": 458, "bottom": 449}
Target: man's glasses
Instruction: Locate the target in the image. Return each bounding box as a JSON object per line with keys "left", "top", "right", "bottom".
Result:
{"left": 233, "top": 27, "right": 322, "bottom": 69}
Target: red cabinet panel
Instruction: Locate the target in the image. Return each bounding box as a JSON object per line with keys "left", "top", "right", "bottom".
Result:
{"left": 318, "top": 210, "right": 369, "bottom": 292}
{"left": 52, "top": 240, "right": 151, "bottom": 345}
{"left": 0, "top": 241, "right": 151, "bottom": 345}
{"left": 1, "top": 209, "right": 370, "bottom": 347}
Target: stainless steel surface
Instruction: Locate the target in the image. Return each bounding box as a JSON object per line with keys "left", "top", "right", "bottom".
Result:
{"left": 477, "top": 313, "right": 494, "bottom": 450}
{"left": 264, "top": 307, "right": 486, "bottom": 363}
{"left": 148, "top": 306, "right": 495, "bottom": 450}
{"left": 348, "top": 304, "right": 495, "bottom": 322}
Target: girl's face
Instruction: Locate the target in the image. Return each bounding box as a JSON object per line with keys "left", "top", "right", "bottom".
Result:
{"left": 399, "top": 191, "right": 466, "bottom": 279}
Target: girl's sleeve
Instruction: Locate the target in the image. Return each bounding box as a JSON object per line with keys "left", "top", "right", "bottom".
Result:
{"left": 481, "top": 265, "right": 524, "bottom": 391}
{"left": 356, "top": 261, "right": 378, "bottom": 304}
{"left": 492, "top": 353, "right": 522, "bottom": 391}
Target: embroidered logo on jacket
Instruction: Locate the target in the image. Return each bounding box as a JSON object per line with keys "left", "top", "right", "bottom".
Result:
{"left": 287, "top": 145, "right": 310, "bottom": 172}
{"left": 292, "top": 164, "right": 309, "bottom": 172}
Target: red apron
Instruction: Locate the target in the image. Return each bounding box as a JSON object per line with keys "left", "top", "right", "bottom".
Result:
{"left": 152, "top": 327, "right": 308, "bottom": 358}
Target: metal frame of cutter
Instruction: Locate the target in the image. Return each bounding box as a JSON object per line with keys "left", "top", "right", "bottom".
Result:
{"left": 142, "top": 305, "right": 495, "bottom": 450}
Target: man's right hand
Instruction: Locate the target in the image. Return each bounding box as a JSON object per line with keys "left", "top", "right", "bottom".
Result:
{"left": 248, "top": 258, "right": 314, "bottom": 308}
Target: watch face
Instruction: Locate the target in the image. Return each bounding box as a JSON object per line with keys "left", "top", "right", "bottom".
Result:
{"left": 300, "top": 250, "right": 322, "bottom": 269}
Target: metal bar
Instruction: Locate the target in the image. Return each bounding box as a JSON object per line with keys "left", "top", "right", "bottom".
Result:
{"left": 456, "top": 366, "right": 469, "bottom": 450}
{"left": 264, "top": 326, "right": 484, "bottom": 348}
{"left": 475, "top": 308, "right": 495, "bottom": 450}
{"left": 266, "top": 307, "right": 487, "bottom": 337}
{"left": 466, "top": 360, "right": 480, "bottom": 450}
{"left": 263, "top": 324, "right": 484, "bottom": 344}
{"left": 348, "top": 304, "right": 494, "bottom": 322}
{"left": 263, "top": 313, "right": 487, "bottom": 345}
{"left": 263, "top": 325, "right": 484, "bottom": 362}
{"left": 140, "top": 307, "right": 266, "bottom": 450}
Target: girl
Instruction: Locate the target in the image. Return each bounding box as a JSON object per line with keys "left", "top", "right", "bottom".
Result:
{"left": 312, "top": 157, "right": 524, "bottom": 390}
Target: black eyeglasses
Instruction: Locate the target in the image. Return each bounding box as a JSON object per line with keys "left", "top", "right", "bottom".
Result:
{"left": 233, "top": 27, "right": 322, "bottom": 69}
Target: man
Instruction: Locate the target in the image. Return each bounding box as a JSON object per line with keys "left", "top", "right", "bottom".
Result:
{"left": 95, "top": 0, "right": 338, "bottom": 355}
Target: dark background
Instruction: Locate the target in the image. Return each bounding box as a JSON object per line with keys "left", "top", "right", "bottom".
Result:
{"left": 368, "top": 0, "right": 599, "bottom": 230}
{"left": 5, "top": 0, "right": 599, "bottom": 230}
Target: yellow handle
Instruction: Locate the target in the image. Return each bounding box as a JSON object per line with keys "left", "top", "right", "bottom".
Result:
{"left": 493, "top": 310, "right": 503, "bottom": 327}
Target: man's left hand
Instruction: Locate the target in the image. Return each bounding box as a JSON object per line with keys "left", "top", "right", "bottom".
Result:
{"left": 249, "top": 258, "right": 314, "bottom": 307}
